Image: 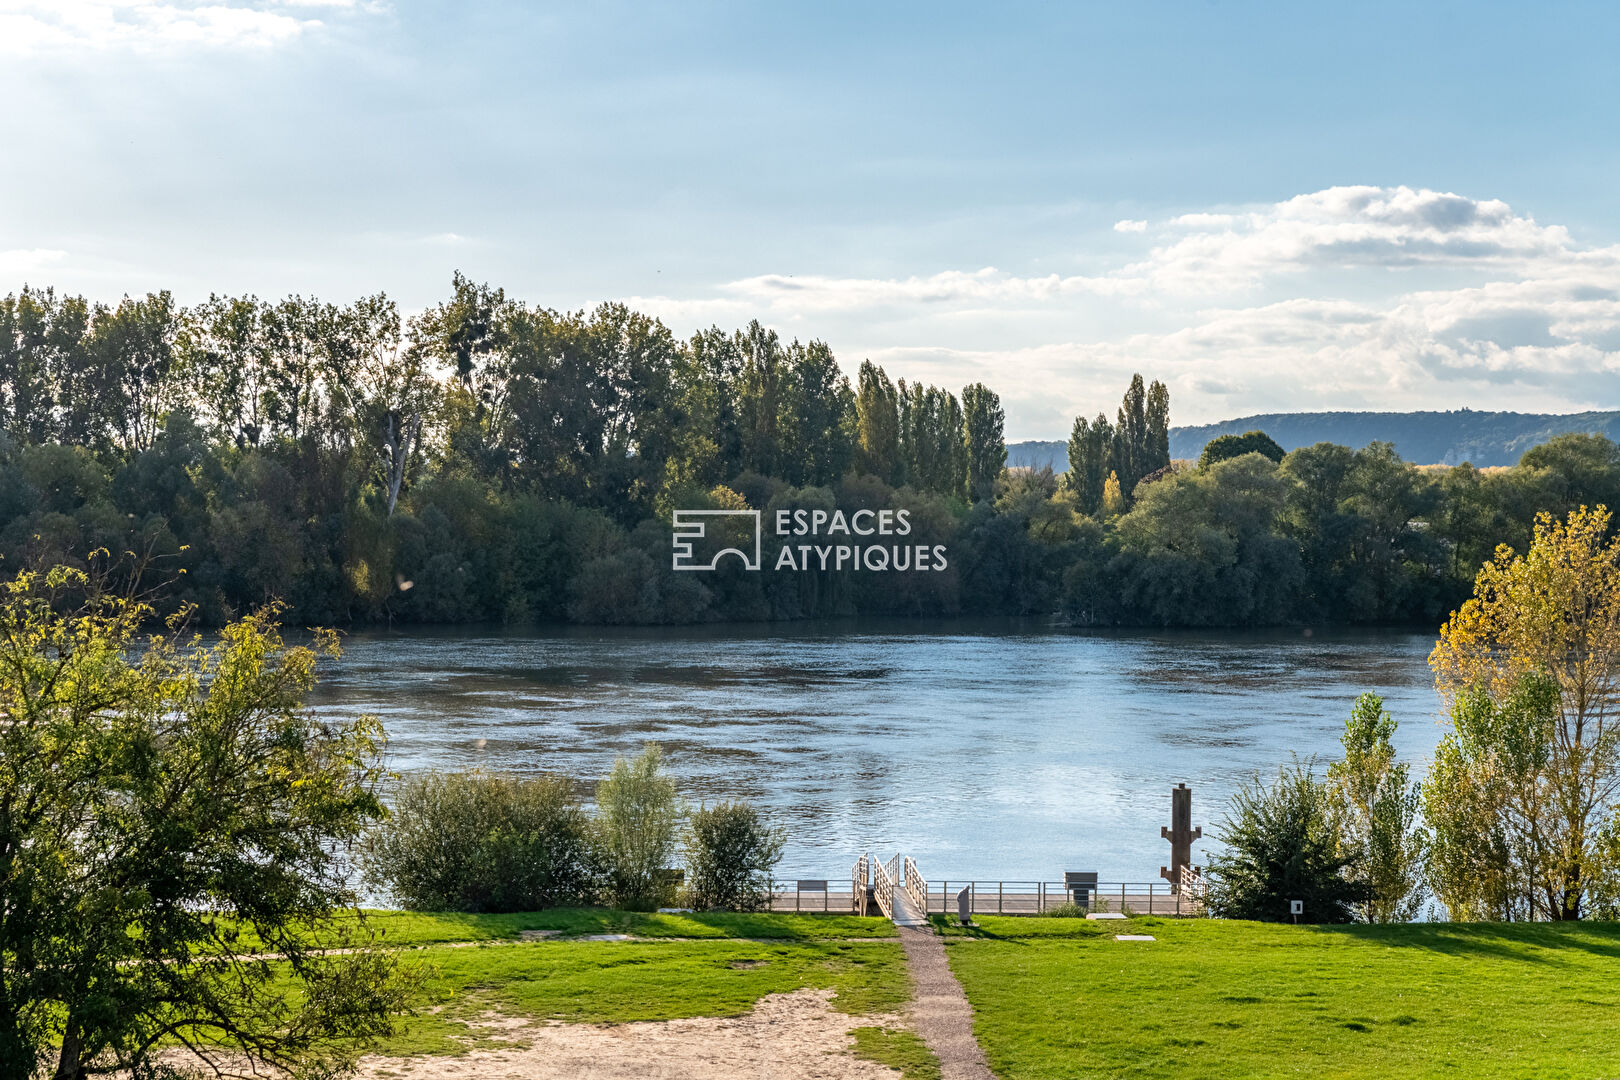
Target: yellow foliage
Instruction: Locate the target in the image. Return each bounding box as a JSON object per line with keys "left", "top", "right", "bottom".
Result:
{"left": 1428, "top": 505, "right": 1620, "bottom": 919}
{"left": 707, "top": 485, "right": 749, "bottom": 511}
{"left": 1431, "top": 505, "right": 1620, "bottom": 713}
{"left": 1101, "top": 470, "right": 1125, "bottom": 517}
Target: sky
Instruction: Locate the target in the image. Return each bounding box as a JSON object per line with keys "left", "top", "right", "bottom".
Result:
{"left": 4, "top": 1, "right": 1620, "bottom": 438}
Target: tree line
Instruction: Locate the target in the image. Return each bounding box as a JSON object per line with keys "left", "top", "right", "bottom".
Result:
{"left": 1209, "top": 507, "right": 1620, "bottom": 923}
{"left": 6, "top": 274, "right": 1620, "bottom": 627}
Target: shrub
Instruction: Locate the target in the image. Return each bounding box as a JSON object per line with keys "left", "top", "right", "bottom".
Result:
{"left": 1205, "top": 756, "right": 1368, "bottom": 923}
{"left": 686, "top": 801, "right": 787, "bottom": 911}
{"left": 361, "top": 771, "right": 596, "bottom": 912}
{"left": 594, "top": 744, "right": 684, "bottom": 910}
{"left": 1035, "top": 902, "right": 1088, "bottom": 918}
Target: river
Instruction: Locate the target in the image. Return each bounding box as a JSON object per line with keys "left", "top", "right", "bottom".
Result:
{"left": 308, "top": 621, "right": 1442, "bottom": 882}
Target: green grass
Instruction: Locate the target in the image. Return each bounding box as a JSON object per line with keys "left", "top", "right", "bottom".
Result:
{"left": 377, "top": 936, "right": 911, "bottom": 1056}
{"left": 220, "top": 908, "right": 893, "bottom": 951}
{"left": 943, "top": 915, "right": 1620, "bottom": 1079}
{"left": 851, "top": 1025, "right": 942, "bottom": 1080}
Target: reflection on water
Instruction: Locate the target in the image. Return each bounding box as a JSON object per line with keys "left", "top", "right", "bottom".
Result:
{"left": 309, "top": 620, "right": 1442, "bottom": 880}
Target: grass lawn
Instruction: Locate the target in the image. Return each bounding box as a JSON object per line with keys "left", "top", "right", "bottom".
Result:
{"left": 940, "top": 915, "right": 1620, "bottom": 1080}
{"left": 362, "top": 912, "right": 913, "bottom": 1058}
{"left": 359, "top": 906, "right": 895, "bottom": 946}
{"left": 221, "top": 907, "right": 893, "bottom": 950}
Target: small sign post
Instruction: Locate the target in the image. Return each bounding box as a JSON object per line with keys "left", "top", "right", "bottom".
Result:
{"left": 1289, "top": 899, "right": 1303, "bottom": 924}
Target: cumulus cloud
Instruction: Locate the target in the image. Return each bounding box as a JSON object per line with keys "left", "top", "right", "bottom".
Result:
{"left": 624, "top": 186, "right": 1620, "bottom": 431}
{"left": 1113, "top": 219, "right": 1147, "bottom": 233}
{"left": 0, "top": 0, "right": 379, "bottom": 54}
{"left": 1132, "top": 185, "right": 1579, "bottom": 293}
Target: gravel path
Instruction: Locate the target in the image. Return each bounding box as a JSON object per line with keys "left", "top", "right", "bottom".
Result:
{"left": 897, "top": 927, "right": 995, "bottom": 1080}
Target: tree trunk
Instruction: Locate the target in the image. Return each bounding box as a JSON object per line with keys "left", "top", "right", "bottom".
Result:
{"left": 385, "top": 413, "right": 421, "bottom": 517}
{"left": 52, "top": 1025, "right": 85, "bottom": 1080}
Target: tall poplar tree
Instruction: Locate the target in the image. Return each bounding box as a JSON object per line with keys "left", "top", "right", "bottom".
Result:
{"left": 855, "top": 360, "right": 900, "bottom": 483}
{"left": 961, "top": 381, "right": 1006, "bottom": 502}
{"left": 1065, "top": 412, "right": 1114, "bottom": 515}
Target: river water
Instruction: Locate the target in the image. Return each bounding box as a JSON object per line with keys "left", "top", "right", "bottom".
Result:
{"left": 309, "top": 621, "right": 1443, "bottom": 882}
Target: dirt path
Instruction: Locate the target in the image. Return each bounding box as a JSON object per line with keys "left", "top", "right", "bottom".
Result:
{"left": 896, "top": 927, "right": 994, "bottom": 1080}
{"left": 351, "top": 989, "right": 903, "bottom": 1080}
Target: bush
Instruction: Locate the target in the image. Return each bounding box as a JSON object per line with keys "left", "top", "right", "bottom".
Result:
{"left": 1034, "top": 902, "right": 1088, "bottom": 918}
{"left": 1205, "top": 757, "right": 1368, "bottom": 923}
{"left": 594, "top": 744, "right": 684, "bottom": 910}
{"left": 686, "top": 801, "right": 787, "bottom": 911}
{"left": 361, "top": 771, "right": 596, "bottom": 912}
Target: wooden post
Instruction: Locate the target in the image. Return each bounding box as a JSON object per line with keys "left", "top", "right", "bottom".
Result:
{"left": 1160, "top": 783, "right": 1203, "bottom": 893}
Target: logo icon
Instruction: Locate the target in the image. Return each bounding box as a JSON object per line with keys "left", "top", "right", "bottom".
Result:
{"left": 672, "top": 509, "right": 762, "bottom": 571}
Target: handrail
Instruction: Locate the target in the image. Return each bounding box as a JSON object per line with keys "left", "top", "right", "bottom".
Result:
{"left": 919, "top": 879, "right": 1206, "bottom": 917}
{"left": 871, "top": 854, "right": 897, "bottom": 919}
{"left": 851, "top": 855, "right": 871, "bottom": 916}
{"left": 902, "top": 855, "right": 927, "bottom": 915}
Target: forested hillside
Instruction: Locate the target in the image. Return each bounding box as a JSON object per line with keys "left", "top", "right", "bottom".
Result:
{"left": 1013, "top": 410, "right": 1620, "bottom": 471}
{"left": 6, "top": 274, "right": 1620, "bottom": 628}
{"left": 1168, "top": 410, "right": 1620, "bottom": 466}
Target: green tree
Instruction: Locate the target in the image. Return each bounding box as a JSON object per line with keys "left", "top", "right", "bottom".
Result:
{"left": 361, "top": 771, "right": 597, "bottom": 912}
{"left": 0, "top": 288, "right": 92, "bottom": 446}
{"left": 1429, "top": 505, "right": 1620, "bottom": 919}
{"left": 1064, "top": 412, "right": 1113, "bottom": 515}
{"left": 1145, "top": 378, "right": 1171, "bottom": 473}
{"left": 1421, "top": 674, "right": 1558, "bottom": 921}
{"left": 183, "top": 293, "right": 273, "bottom": 447}
{"left": 1328, "top": 694, "right": 1426, "bottom": 922}
{"left": 777, "top": 338, "right": 855, "bottom": 487}
{"left": 1205, "top": 757, "right": 1367, "bottom": 923}
{"left": 736, "top": 321, "right": 785, "bottom": 479}
{"left": 411, "top": 270, "right": 510, "bottom": 392}
{"left": 1113, "top": 374, "right": 1149, "bottom": 495}
{"left": 0, "top": 569, "right": 410, "bottom": 1080}
{"left": 86, "top": 291, "right": 184, "bottom": 454}
{"left": 1199, "top": 429, "right": 1286, "bottom": 469}
{"left": 961, "top": 382, "right": 1006, "bottom": 502}
{"left": 685, "top": 801, "right": 787, "bottom": 912}
{"left": 855, "top": 361, "right": 901, "bottom": 483}
{"left": 898, "top": 380, "right": 967, "bottom": 498}
{"left": 594, "top": 744, "right": 685, "bottom": 910}
{"left": 1112, "top": 453, "right": 1302, "bottom": 625}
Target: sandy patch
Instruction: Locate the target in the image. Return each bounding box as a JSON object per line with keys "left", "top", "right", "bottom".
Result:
{"left": 354, "top": 989, "right": 903, "bottom": 1080}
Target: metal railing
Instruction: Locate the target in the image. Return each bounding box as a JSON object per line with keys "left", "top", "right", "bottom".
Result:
{"left": 872, "top": 854, "right": 898, "bottom": 919}
{"left": 922, "top": 879, "right": 1206, "bottom": 917}
{"left": 759, "top": 865, "right": 1208, "bottom": 918}
{"left": 902, "top": 856, "right": 927, "bottom": 914}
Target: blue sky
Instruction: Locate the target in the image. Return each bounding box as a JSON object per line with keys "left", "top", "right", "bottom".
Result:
{"left": 5, "top": 1, "right": 1620, "bottom": 436}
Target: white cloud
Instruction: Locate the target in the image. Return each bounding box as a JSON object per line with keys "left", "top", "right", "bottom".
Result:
{"left": 620, "top": 186, "right": 1620, "bottom": 432}
{"left": 1113, "top": 219, "right": 1147, "bottom": 233}
{"left": 0, "top": 0, "right": 379, "bottom": 54}
{"left": 0, "top": 248, "right": 67, "bottom": 275}
{"left": 1132, "top": 186, "right": 1576, "bottom": 293}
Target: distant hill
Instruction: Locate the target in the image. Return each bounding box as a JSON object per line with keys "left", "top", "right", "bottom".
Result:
{"left": 1009, "top": 410, "right": 1620, "bottom": 471}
